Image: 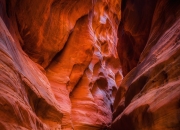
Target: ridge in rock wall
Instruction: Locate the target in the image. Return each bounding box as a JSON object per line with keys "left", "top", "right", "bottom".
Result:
{"left": 111, "top": 0, "right": 180, "bottom": 129}
{"left": 0, "top": 0, "right": 122, "bottom": 129}
{"left": 0, "top": 1, "right": 63, "bottom": 129}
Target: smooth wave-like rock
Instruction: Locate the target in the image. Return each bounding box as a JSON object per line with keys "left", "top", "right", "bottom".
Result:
{"left": 0, "top": 1, "right": 63, "bottom": 129}
{"left": 0, "top": 0, "right": 122, "bottom": 129}
{"left": 117, "top": 0, "right": 157, "bottom": 76}
{"left": 1, "top": 0, "right": 180, "bottom": 129}
{"left": 111, "top": 0, "right": 180, "bottom": 129}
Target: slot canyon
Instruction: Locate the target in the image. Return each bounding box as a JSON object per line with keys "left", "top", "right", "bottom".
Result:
{"left": 0, "top": 0, "right": 180, "bottom": 129}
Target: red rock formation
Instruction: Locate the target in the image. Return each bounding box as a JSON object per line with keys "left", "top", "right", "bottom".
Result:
{"left": 1, "top": 0, "right": 180, "bottom": 129}
{"left": 0, "top": 0, "right": 122, "bottom": 129}
{"left": 5, "top": 0, "right": 91, "bottom": 68}
{"left": 117, "top": 0, "right": 157, "bottom": 76}
{"left": 111, "top": 0, "right": 180, "bottom": 129}
{"left": 0, "top": 1, "right": 63, "bottom": 129}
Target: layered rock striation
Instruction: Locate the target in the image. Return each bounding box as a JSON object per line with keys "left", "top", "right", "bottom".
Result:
{"left": 111, "top": 0, "right": 180, "bottom": 129}
{"left": 0, "top": 0, "right": 180, "bottom": 129}
{"left": 0, "top": 0, "right": 122, "bottom": 129}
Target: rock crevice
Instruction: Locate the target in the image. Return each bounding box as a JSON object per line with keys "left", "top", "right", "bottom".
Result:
{"left": 0, "top": 0, "right": 180, "bottom": 130}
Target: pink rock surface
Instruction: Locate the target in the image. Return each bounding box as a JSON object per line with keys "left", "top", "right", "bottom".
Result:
{"left": 0, "top": 1, "right": 62, "bottom": 129}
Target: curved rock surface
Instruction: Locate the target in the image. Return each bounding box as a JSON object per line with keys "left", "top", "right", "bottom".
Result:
{"left": 117, "top": 0, "right": 157, "bottom": 76}
{"left": 0, "top": 0, "right": 122, "bottom": 129}
{"left": 1, "top": 0, "right": 180, "bottom": 129}
{"left": 111, "top": 0, "right": 180, "bottom": 129}
{"left": 0, "top": 1, "right": 63, "bottom": 129}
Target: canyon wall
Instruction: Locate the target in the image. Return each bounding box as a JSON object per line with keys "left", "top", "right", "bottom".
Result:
{"left": 0, "top": 0, "right": 122, "bottom": 129}
{"left": 0, "top": 0, "right": 180, "bottom": 130}
{"left": 111, "top": 0, "right": 180, "bottom": 129}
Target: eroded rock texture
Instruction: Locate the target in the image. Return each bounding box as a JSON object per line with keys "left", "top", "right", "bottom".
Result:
{"left": 0, "top": 0, "right": 122, "bottom": 129}
{"left": 0, "top": 1, "right": 63, "bottom": 129}
{"left": 1, "top": 0, "right": 180, "bottom": 129}
{"left": 117, "top": 0, "right": 157, "bottom": 76}
{"left": 112, "top": 0, "right": 180, "bottom": 130}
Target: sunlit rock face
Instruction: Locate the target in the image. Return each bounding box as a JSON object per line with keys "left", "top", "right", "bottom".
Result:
{"left": 111, "top": 0, "right": 180, "bottom": 129}
{"left": 0, "top": 0, "right": 122, "bottom": 129}
{"left": 2, "top": 0, "right": 180, "bottom": 129}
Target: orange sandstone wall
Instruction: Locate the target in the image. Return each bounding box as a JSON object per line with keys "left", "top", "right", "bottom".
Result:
{"left": 1, "top": 0, "right": 180, "bottom": 129}
{"left": 0, "top": 0, "right": 122, "bottom": 129}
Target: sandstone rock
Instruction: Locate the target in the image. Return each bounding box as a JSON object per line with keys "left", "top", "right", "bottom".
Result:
{"left": 0, "top": 0, "right": 122, "bottom": 129}
{"left": 0, "top": 1, "right": 63, "bottom": 129}
{"left": 45, "top": 0, "right": 122, "bottom": 129}
{"left": 1, "top": 0, "right": 179, "bottom": 129}
{"left": 7, "top": 0, "right": 93, "bottom": 68}
{"left": 111, "top": 0, "right": 180, "bottom": 129}
{"left": 117, "top": 0, "right": 157, "bottom": 76}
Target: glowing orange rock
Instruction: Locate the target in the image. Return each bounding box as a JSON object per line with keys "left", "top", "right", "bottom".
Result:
{"left": 0, "top": 0, "right": 122, "bottom": 129}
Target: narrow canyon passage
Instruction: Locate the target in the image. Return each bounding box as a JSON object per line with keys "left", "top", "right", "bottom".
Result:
{"left": 0, "top": 0, "right": 180, "bottom": 130}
